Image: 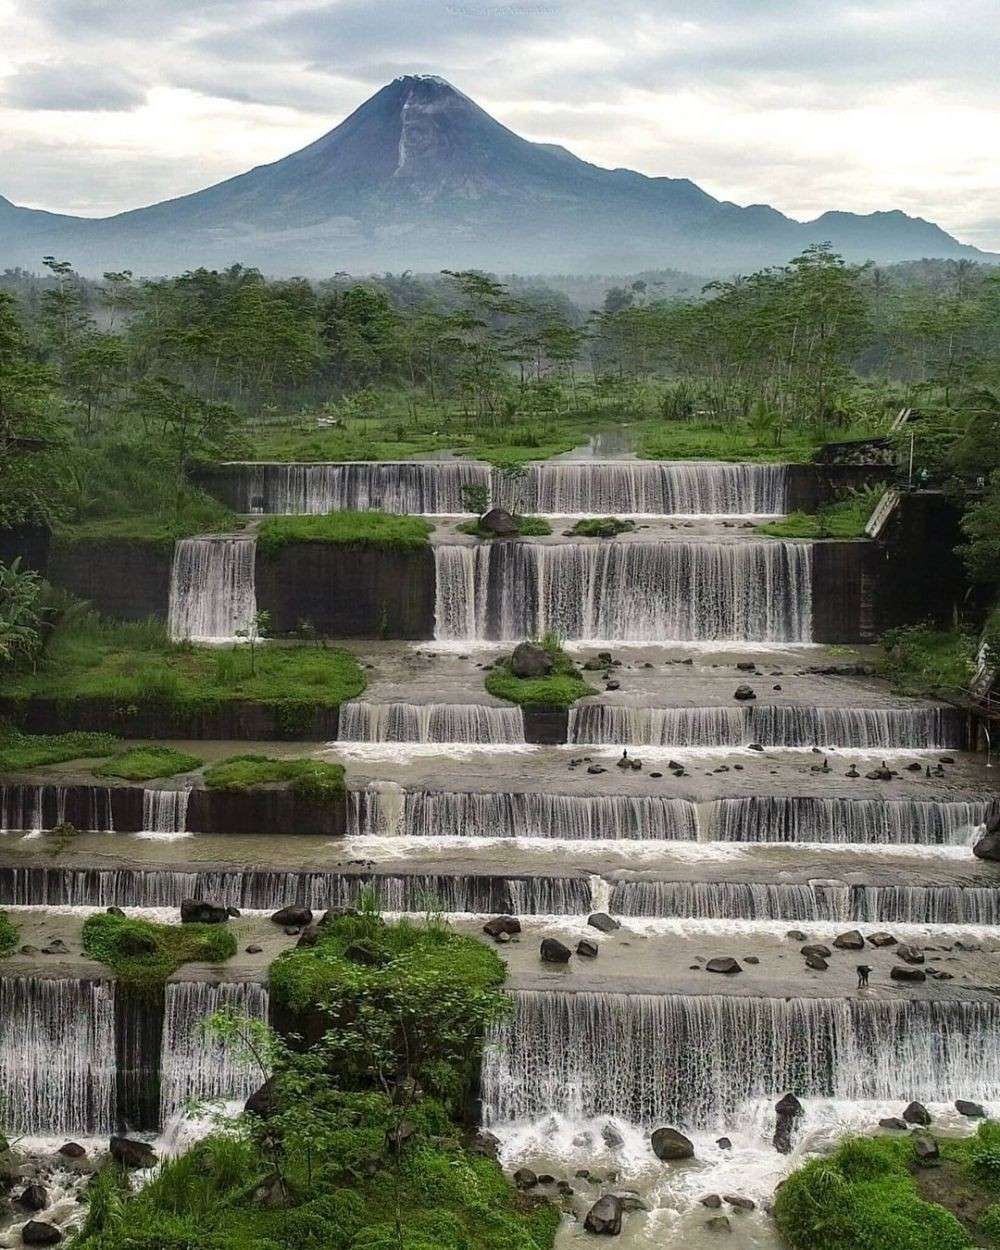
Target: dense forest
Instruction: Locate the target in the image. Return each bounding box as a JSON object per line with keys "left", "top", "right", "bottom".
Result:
{"left": 1, "top": 245, "right": 999, "bottom": 589}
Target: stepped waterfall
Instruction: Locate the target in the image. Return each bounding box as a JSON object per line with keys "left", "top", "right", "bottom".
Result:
{"left": 484, "top": 991, "right": 1000, "bottom": 1130}
{"left": 1, "top": 783, "right": 115, "bottom": 834}
{"left": 167, "top": 535, "right": 257, "bottom": 642}
{"left": 232, "top": 461, "right": 491, "bottom": 515}
{"left": 339, "top": 700, "right": 525, "bottom": 744}
{"left": 710, "top": 796, "right": 997, "bottom": 844}
{"left": 141, "top": 787, "right": 191, "bottom": 837}
{"left": 434, "top": 540, "right": 813, "bottom": 641}
{"left": 570, "top": 703, "right": 963, "bottom": 748}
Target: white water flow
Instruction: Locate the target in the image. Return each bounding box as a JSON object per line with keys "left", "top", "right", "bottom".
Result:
{"left": 610, "top": 880, "right": 1000, "bottom": 925}
{"left": 510, "top": 461, "right": 789, "bottom": 516}
{"left": 433, "top": 541, "right": 813, "bottom": 642}
{"left": 347, "top": 789, "right": 700, "bottom": 841}
{"left": 339, "top": 700, "right": 525, "bottom": 744}
{"left": 167, "top": 536, "right": 257, "bottom": 642}
{"left": 710, "top": 796, "right": 997, "bottom": 844}
{"left": 234, "top": 461, "right": 491, "bottom": 515}
{"left": 1, "top": 784, "right": 61, "bottom": 833}
{"left": 140, "top": 788, "right": 191, "bottom": 839}
{"left": 160, "top": 981, "right": 270, "bottom": 1122}
{"left": 0, "top": 977, "right": 116, "bottom": 1133}
{"left": 570, "top": 704, "right": 961, "bottom": 749}
{"left": 484, "top": 991, "right": 1000, "bottom": 1130}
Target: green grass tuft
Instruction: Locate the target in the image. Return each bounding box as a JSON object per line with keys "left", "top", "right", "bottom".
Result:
{"left": 94, "top": 745, "right": 202, "bottom": 781}
{"left": 257, "top": 512, "right": 433, "bottom": 555}
{"left": 569, "top": 516, "right": 636, "bottom": 538}
{"left": 82, "top": 912, "right": 236, "bottom": 990}
{"left": 455, "top": 515, "right": 553, "bottom": 538}
{"left": 756, "top": 488, "right": 884, "bottom": 539}
{"left": 0, "top": 913, "right": 18, "bottom": 958}
{"left": 879, "top": 622, "right": 978, "bottom": 697}
{"left": 0, "top": 728, "right": 120, "bottom": 772}
{"left": 202, "top": 755, "right": 345, "bottom": 798}
{"left": 485, "top": 637, "right": 594, "bottom": 709}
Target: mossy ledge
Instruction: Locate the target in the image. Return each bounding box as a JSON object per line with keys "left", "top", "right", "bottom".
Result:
{"left": 202, "top": 754, "right": 346, "bottom": 799}
{"left": 81, "top": 912, "right": 236, "bottom": 991}
{"left": 256, "top": 511, "right": 434, "bottom": 554}
{"left": 93, "top": 745, "right": 202, "bottom": 781}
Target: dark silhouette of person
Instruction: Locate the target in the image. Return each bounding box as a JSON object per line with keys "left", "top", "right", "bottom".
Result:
{"left": 857, "top": 965, "right": 872, "bottom": 989}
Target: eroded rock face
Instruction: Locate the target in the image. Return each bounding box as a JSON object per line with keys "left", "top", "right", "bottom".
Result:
{"left": 584, "top": 1194, "right": 624, "bottom": 1235}
{"left": 651, "top": 1126, "right": 695, "bottom": 1161}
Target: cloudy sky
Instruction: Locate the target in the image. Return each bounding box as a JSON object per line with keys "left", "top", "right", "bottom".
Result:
{"left": 1, "top": 0, "right": 998, "bottom": 248}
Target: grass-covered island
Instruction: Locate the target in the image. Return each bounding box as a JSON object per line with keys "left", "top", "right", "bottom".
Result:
{"left": 82, "top": 911, "right": 236, "bottom": 991}
{"left": 94, "top": 744, "right": 202, "bottom": 781}
{"left": 202, "top": 754, "right": 346, "bottom": 797}
{"left": 486, "top": 636, "right": 593, "bottom": 708}
{"left": 0, "top": 728, "right": 121, "bottom": 771}
{"left": 776, "top": 1126, "right": 1000, "bottom": 1250}
{"left": 456, "top": 513, "right": 553, "bottom": 539}
{"left": 72, "top": 907, "right": 558, "bottom": 1250}
{"left": 257, "top": 511, "right": 433, "bottom": 554}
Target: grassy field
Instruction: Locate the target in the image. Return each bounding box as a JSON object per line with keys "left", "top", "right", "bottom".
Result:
{"left": 0, "top": 729, "right": 120, "bottom": 771}
{"left": 257, "top": 512, "right": 433, "bottom": 554}
{"left": 756, "top": 489, "right": 883, "bottom": 539}
{"left": 4, "top": 611, "right": 367, "bottom": 707}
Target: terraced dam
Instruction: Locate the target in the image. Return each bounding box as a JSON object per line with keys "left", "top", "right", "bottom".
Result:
{"left": 4, "top": 453, "right": 999, "bottom": 1249}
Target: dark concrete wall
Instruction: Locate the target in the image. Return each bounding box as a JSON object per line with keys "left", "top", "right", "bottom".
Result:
{"left": 785, "top": 464, "right": 893, "bottom": 513}
{"left": 811, "top": 541, "right": 876, "bottom": 644}
{"left": 0, "top": 697, "right": 340, "bottom": 741}
{"left": 187, "top": 787, "right": 346, "bottom": 838}
{"left": 255, "top": 543, "right": 436, "bottom": 639}
{"left": 115, "top": 984, "right": 163, "bottom": 1131}
{"left": 523, "top": 707, "right": 570, "bottom": 744}
{"left": 47, "top": 539, "right": 172, "bottom": 621}
{"left": 0, "top": 524, "right": 50, "bottom": 575}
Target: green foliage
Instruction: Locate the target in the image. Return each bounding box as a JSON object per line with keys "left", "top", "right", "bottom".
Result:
{"left": 202, "top": 755, "right": 345, "bottom": 798}
{"left": 93, "top": 745, "right": 202, "bottom": 781}
{"left": 257, "top": 512, "right": 433, "bottom": 555}
{"left": 0, "top": 558, "right": 45, "bottom": 669}
{"left": 0, "top": 912, "right": 18, "bottom": 958}
{"left": 961, "top": 467, "right": 1000, "bottom": 587}
{"left": 456, "top": 515, "right": 553, "bottom": 538}
{"left": 880, "top": 622, "right": 978, "bottom": 695}
{"left": 967, "top": 1121, "right": 1000, "bottom": 1187}
{"left": 568, "top": 516, "right": 636, "bottom": 538}
{"left": 774, "top": 1135, "right": 973, "bottom": 1250}
{"left": 3, "top": 607, "right": 366, "bottom": 710}
{"left": 82, "top": 912, "right": 236, "bottom": 990}
{"left": 757, "top": 486, "right": 885, "bottom": 539}
{"left": 0, "top": 727, "right": 120, "bottom": 771}
{"left": 486, "top": 637, "right": 593, "bottom": 708}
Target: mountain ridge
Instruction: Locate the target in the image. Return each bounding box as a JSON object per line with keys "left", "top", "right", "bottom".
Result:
{"left": 0, "top": 74, "right": 993, "bottom": 277}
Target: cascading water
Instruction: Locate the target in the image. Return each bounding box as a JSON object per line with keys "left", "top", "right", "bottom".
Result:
{"left": 610, "top": 879, "right": 1000, "bottom": 925}
{"left": 710, "top": 796, "right": 997, "bottom": 844}
{"left": 141, "top": 788, "right": 191, "bottom": 838}
{"left": 339, "top": 700, "right": 525, "bottom": 744}
{"left": 159, "top": 981, "right": 270, "bottom": 1122}
{"left": 167, "top": 535, "right": 257, "bottom": 642}
{"left": 229, "top": 460, "right": 492, "bottom": 515}
{"left": 364, "top": 789, "right": 700, "bottom": 841}
{"left": 1, "top": 784, "right": 63, "bottom": 834}
{"left": 509, "top": 461, "right": 788, "bottom": 516}
{"left": 0, "top": 977, "right": 117, "bottom": 1133}
{"left": 568, "top": 703, "right": 961, "bottom": 748}
{"left": 434, "top": 540, "right": 813, "bottom": 642}
{"left": 484, "top": 990, "right": 1000, "bottom": 1130}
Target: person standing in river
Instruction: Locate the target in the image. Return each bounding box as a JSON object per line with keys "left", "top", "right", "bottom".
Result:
{"left": 857, "top": 965, "right": 872, "bottom": 989}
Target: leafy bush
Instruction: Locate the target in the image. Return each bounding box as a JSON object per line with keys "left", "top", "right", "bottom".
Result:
{"left": 569, "top": 516, "right": 636, "bottom": 538}
{"left": 880, "top": 622, "right": 978, "bottom": 695}
{"left": 82, "top": 912, "right": 236, "bottom": 990}
{"left": 202, "top": 755, "right": 345, "bottom": 798}
{"left": 0, "top": 558, "right": 44, "bottom": 668}
{"left": 456, "top": 515, "right": 552, "bottom": 538}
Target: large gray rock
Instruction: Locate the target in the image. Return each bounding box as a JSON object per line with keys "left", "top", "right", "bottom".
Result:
{"left": 109, "top": 1137, "right": 157, "bottom": 1169}
{"left": 903, "top": 1101, "right": 931, "bottom": 1126}
{"left": 540, "top": 937, "right": 572, "bottom": 963}
{"left": 913, "top": 1136, "right": 940, "bottom": 1163}
{"left": 956, "top": 1100, "right": 987, "bottom": 1118}
{"left": 833, "top": 930, "right": 865, "bottom": 950}
{"left": 480, "top": 507, "right": 518, "bottom": 537}
{"left": 651, "top": 1127, "right": 695, "bottom": 1161}
{"left": 705, "top": 957, "right": 741, "bottom": 975}
{"left": 973, "top": 822, "right": 1000, "bottom": 861}
{"left": 180, "top": 898, "right": 228, "bottom": 925}
{"left": 17, "top": 1184, "right": 48, "bottom": 1211}
{"left": 509, "top": 641, "right": 554, "bottom": 678}
{"left": 270, "top": 905, "right": 313, "bottom": 928}
{"left": 483, "top": 915, "right": 521, "bottom": 938}
{"left": 584, "top": 1194, "right": 624, "bottom": 1235}
{"left": 21, "top": 1223, "right": 62, "bottom": 1247}
{"left": 891, "top": 966, "right": 926, "bottom": 983}
{"left": 896, "top": 943, "right": 924, "bottom": 965}
{"left": 588, "top": 912, "right": 621, "bottom": 933}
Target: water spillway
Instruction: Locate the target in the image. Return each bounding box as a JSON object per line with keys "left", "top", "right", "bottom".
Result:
{"left": 710, "top": 796, "right": 997, "bottom": 845}
{"left": 339, "top": 700, "right": 525, "bottom": 744}
{"left": 229, "top": 461, "right": 491, "bottom": 515}
{"left": 348, "top": 787, "right": 700, "bottom": 841}
{"left": 0, "top": 977, "right": 117, "bottom": 1134}
{"left": 142, "top": 787, "right": 191, "bottom": 837}
{"left": 569, "top": 703, "right": 963, "bottom": 749}
{"left": 1, "top": 783, "right": 115, "bottom": 834}
{"left": 167, "top": 535, "right": 257, "bottom": 642}
{"left": 484, "top": 990, "right": 1000, "bottom": 1130}
{"left": 433, "top": 540, "right": 813, "bottom": 642}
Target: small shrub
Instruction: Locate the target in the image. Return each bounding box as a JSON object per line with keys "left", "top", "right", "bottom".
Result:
{"left": 0, "top": 912, "right": 18, "bottom": 957}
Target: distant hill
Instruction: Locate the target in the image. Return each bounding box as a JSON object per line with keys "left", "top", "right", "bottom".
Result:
{"left": 1, "top": 75, "right": 994, "bottom": 277}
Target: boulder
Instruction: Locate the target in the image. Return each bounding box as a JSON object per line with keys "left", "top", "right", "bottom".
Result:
{"left": 483, "top": 915, "right": 521, "bottom": 938}
{"left": 296, "top": 924, "right": 320, "bottom": 948}
{"left": 775, "top": 1094, "right": 804, "bottom": 1118}
{"left": 973, "top": 829, "right": 1000, "bottom": 862}
{"left": 479, "top": 507, "right": 518, "bottom": 537}
{"left": 17, "top": 1184, "right": 48, "bottom": 1211}
{"left": 588, "top": 913, "right": 621, "bottom": 933}
{"left": 601, "top": 1123, "right": 624, "bottom": 1149}
{"left": 724, "top": 1195, "right": 756, "bottom": 1211}
{"left": 701, "top": 1194, "right": 722, "bottom": 1208}
{"left": 705, "top": 957, "right": 741, "bottom": 975}
{"left": 733, "top": 685, "right": 756, "bottom": 701}
{"left": 804, "top": 955, "right": 828, "bottom": 971}
{"left": 584, "top": 1194, "right": 623, "bottom": 1235}
{"left": 468, "top": 1130, "right": 501, "bottom": 1160}
{"left": 109, "top": 1137, "right": 157, "bottom": 1169}
{"left": 716, "top": 1138, "right": 732, "bottom": 1151}
{"left": 833, "top": 930, "right": 865, "bottom": 951}
{"left": 891, "top": 966, "right": 926, "bottom": 983}
{"left": 179, "top": 898, "right": 228, "bottom": 925}
{"left": 786, "top": 930, "right": 807, "bottom": 942}
{"left": 21, "top": 1223, "right": 61, "bottom": 1247}
{"left": 270, "top": 905, "right": 313, "bottom": 928}
{"left": 57, "top": 1143, "right": 86, "bottom": 1159}
{"left": 540, "top": 938, "right": 572, "bottom": 964}
{"left": 903, "top": 1101, "right": 931, "bottom": 1126}
{"left": 956, "top": 1100, "right": 987, "bottom": 1119}
{"left": 106, "top": 906, "right": 126, "bottom": 916}
{"left": 867, "top": 932, "right": 897, "bottom": 948}
{"left": 913, "top": 1136, "right": 940, "bottom": 1163}
{"left": 245, "top": 1077, "right": 280, "bottom": 1119}
{"left": 577, "top": 939, "right": 599, "bottom": 958}
{"left": 513, "top": 1168, "right": 538, "bottom": 1190}
{"left": 651, "top": 1127, "right": 695, "bottom": 1161}
{"left": 800, "top": 944, "right": 832, "bottom": 959}
{"left": 509, "top": 641, "right": 554, "bottom": 678}
{"left": 705, "top": 1215, "right": 732, "bottom": 1233}
{"left": 878, "top": 1118, "right": 908, "bottom": 1131}
{"left": 896, "top": 943, "right": 924, "bottom": 965}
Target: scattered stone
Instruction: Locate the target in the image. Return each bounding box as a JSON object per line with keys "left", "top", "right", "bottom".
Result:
{"left": 833, "top": 930, "right": 865, "bottom": 951}
{"left": 956, "top": 1100, "right": 987, "bottom": 1118}
{"left": 743, "top": 955, "right": 760, "bottom": 965}
{"left": 620, "top": 1195, "right": 648, "bottom": 1213}
{"left": 180, "top": 898, "right": 228, "bottom": 925}
{"left": 283, "top": 926, "right": 301, "bottom": 937}
{"left": 801, "top": 944, "right": 832, "bottom": 959}
{"left": 510, "top": 640, "right": 554, "bottom": 678}
{"left": 878, "top": 1118, "right": 908, "bottom": 1131}
{"left": 245, "top": 944, "right": 263, "bottom": 954}
{"left": 588, "top": 913, "right": 621, "bottom": 933}
{"left": 903, "top": 1101, "right": 931, "bottom": 1126}
{"left": 577, "top": 938, "right": 599, "bottom": 958}
{"left": 584, "top": 1194, "right": 623, "bottom": 1235}
{"left": 651, "top": 1126, "right": 695, "bottom": 1161}
{"left": 716, "top": 1137, "right": 732, "bottom": 1151}
{"left": 513, "top": 1168, "right": 538, "bottom": 1190}
{"left": 17, "top": 1184, "right": 48, "bottom": 1211}
{"left": 296, "top": 924, "right": 319, "bottom": 948}
{"left": 20, "top": 944, "right": 39, "bottom": 955}
{"left": 896, "top": 943, "right": 924, "bottom": 965}
{"left": 106, "top": 905, "right": 126, "bottom": 916}
{"left": 913, "top": 1136, "right": 940, "bottom": 1164}
{"left": 733, "top": 685, "right": 756, "bottom": 701}
{"left": 724, "top": 1195, "right": 756, "bottom": 1211}
{"left": 701, "top": 1194, "right": 722, "bottom": 1208}
{"left": 41, "top": 939, "right": 70, "bottom": 955}
{"left": 736, "top": 661, "right": 756, "bottom": 671}
{"left": 867, "top": 932, "right": 897, "bottom": 948}
{"left": 587, "top": 765, "right": 607, "bottom": 775}
{"left": 540, "top": 938, "right": 572, "bottom": 963}
{"left": 891, "top": 966, "right": 926, "bottom": 983}
{"left": 21, "top": 1222, "right": 62, "bottom": 1247}
{"left": 483, "top": 915, "right": 521, "bottom": 938}
{"left": 805, "top": 955, "right": 828, "bottom": 971}
{"left": 226, "top": 906, "right": 241, "bottom": 918}
{"left": 270, "top": 905, "right": 313, "bottom": 928}
{"left": 57, "top": 1143, "right": 86, "bottom": 1159}
{"left": 110, "top": 1137, "right": 157, "bottom": 1169}
{"left": 605, "top": 680, "right": 621, "bottom": 691}
{"left": 705, "top": 957, "right": 741, "bottom": 975}
{"left": 786, "top": 930, "right": 807, "bottom": 942}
